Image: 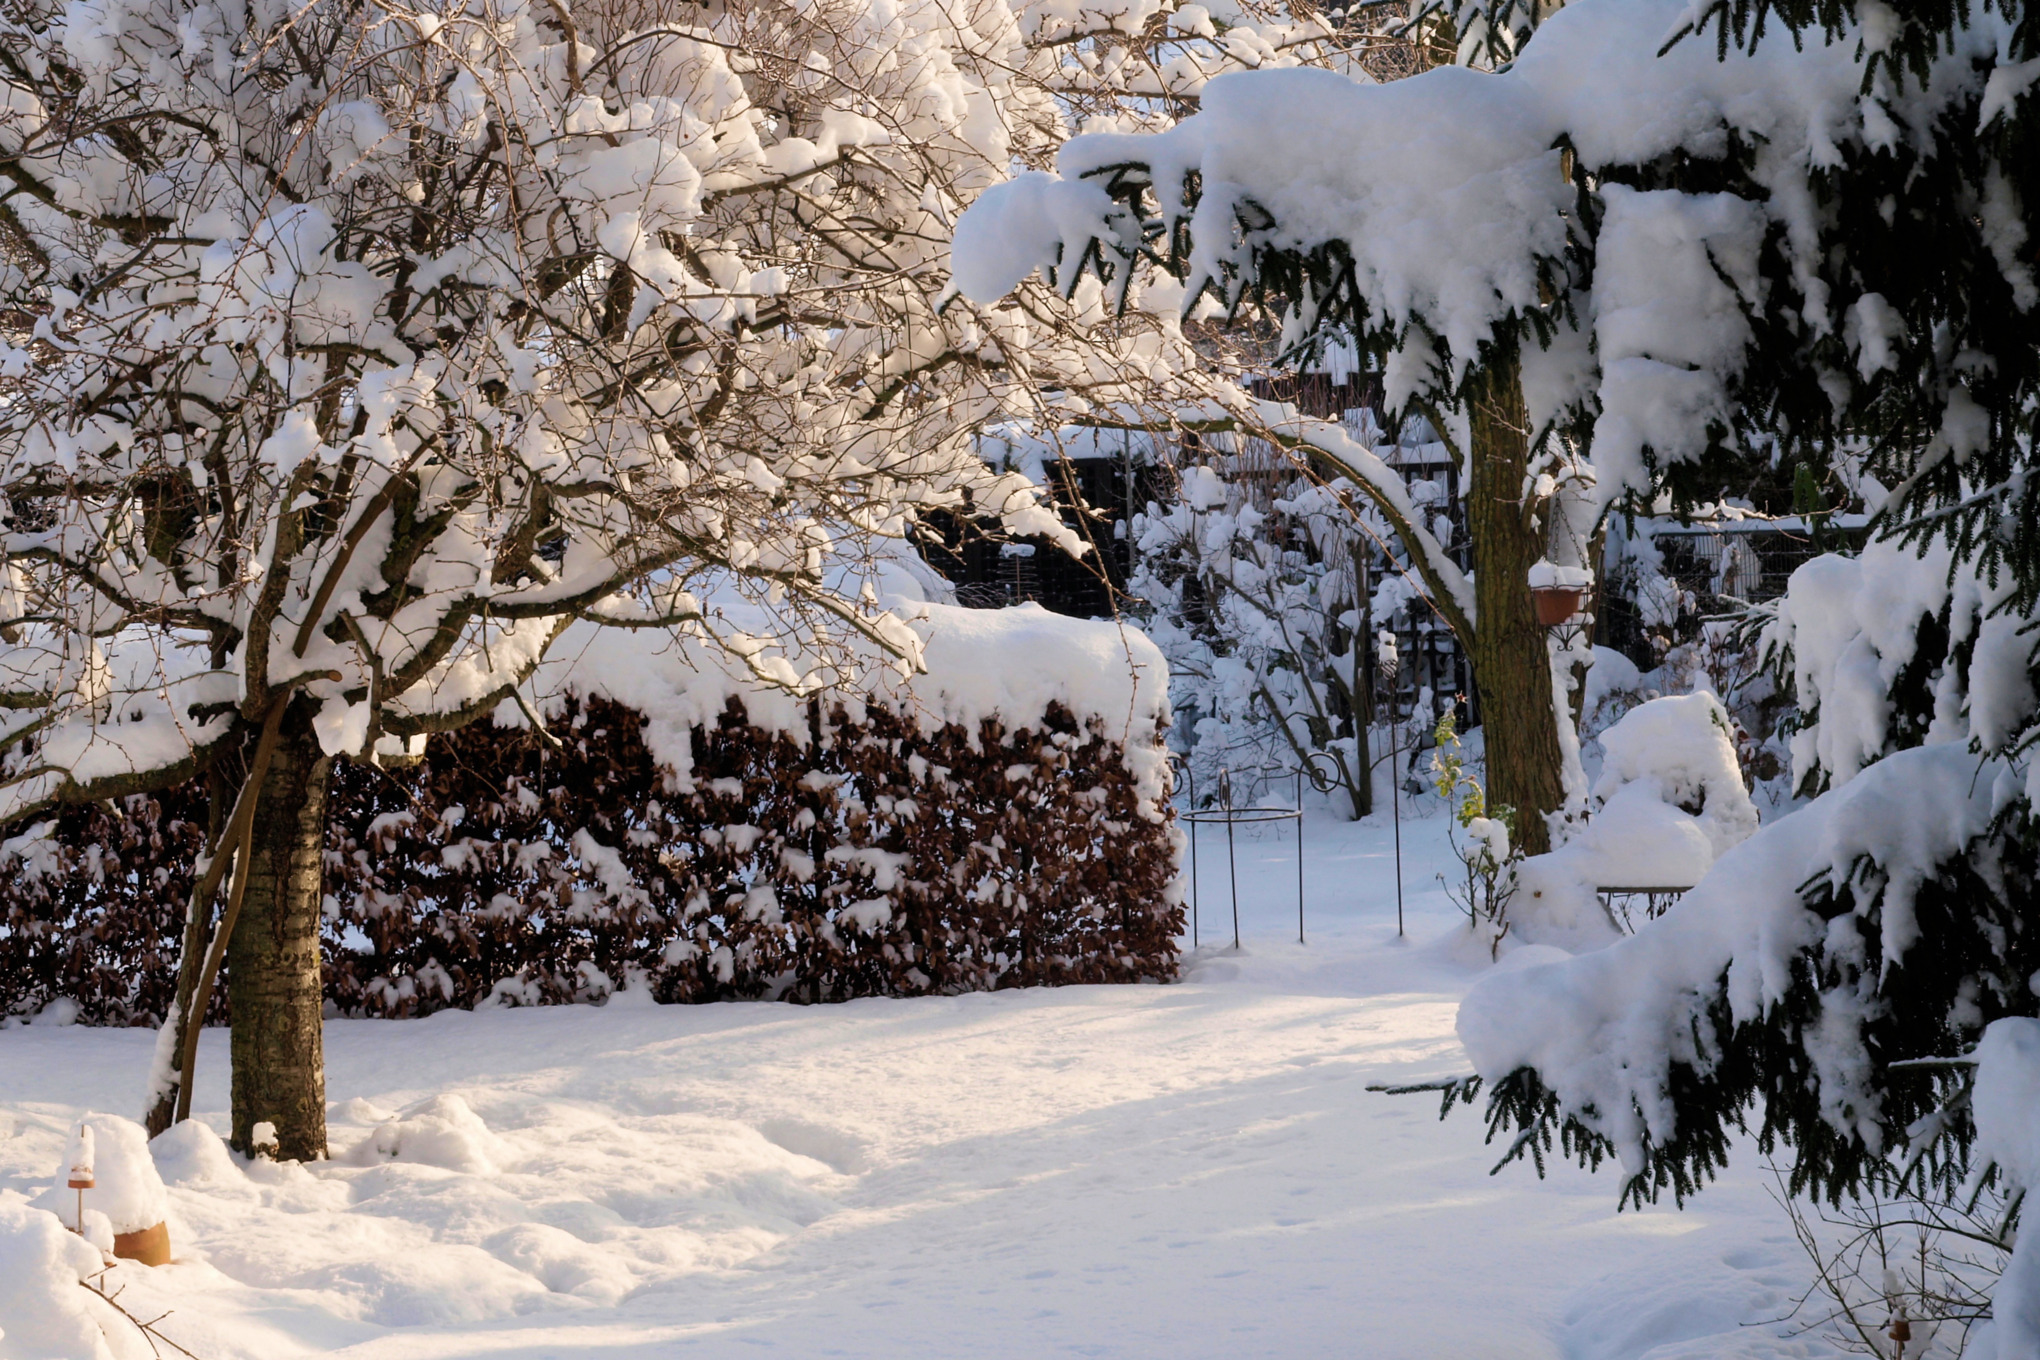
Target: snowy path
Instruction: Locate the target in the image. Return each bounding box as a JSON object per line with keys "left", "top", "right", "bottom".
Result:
{"left": 1, "top": 809, "right": 1839, "bottom": 1359}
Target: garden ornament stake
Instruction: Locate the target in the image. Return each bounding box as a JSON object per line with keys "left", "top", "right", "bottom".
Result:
{"left": 67, "top": 1126, "right": 92, "bottom": 1236}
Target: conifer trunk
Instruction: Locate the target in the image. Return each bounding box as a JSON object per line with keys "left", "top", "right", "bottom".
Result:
{"left": 1464, "top": 359, "right": 1565, "bottom": 856}
{"left": 226, "top": 710, "right": 331, "bottom": 1160}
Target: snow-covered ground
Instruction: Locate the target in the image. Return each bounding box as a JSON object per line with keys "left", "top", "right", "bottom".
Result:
{"left": 2, "top": 798, "right": 1843, "bottom": 1359}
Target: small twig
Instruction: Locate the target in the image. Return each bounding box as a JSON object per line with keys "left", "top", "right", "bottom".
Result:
{"left": 511, "top": 687, "right": 565, "bottom": 751}
{"left": 78, "top": 1271, "right": 207, "bottom": 1360}
{"left": 1365, "top": 1074, "right": 1477, "bottom": 1095}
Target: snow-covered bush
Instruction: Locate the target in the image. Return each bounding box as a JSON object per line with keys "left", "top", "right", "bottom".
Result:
{"left": 1428, "top": 714, "right": 1516, "bottom": 953}
{"left": 337, "top": 687, "right": 1178, "bottom": 1010}
{"left": 1512, "top": 692, "right": 1759, "bottom": 948}
{"left": 0, "top": 787, "right": 211, "bottom": 1029}
{"left": 1132, "top": 448, "right": 1383, "bottom": 816}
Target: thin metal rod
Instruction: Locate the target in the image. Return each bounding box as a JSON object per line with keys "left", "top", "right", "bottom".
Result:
{"left": 1295, "top": 768, "right": 1305, "bottom": 945}
{"left": 1187, "top": 763, "right": 1199, "bottom": 949}
{"left": 1222, "top": 769, "right": 1240, "bottom": 950}
{"left": 1391, "top": 716, "right": 1405, "bottom": 937}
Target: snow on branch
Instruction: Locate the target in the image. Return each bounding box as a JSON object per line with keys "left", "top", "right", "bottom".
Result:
{"left": 951, "top": 0, "right": 2035, "bottom": 501}
{"left": 0, "top": 0, "right": 1243, "bottom": 807}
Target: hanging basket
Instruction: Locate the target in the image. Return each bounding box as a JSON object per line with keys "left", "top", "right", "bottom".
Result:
{"left": 1532, "top": 585, "right": 1586, "bottom": 627}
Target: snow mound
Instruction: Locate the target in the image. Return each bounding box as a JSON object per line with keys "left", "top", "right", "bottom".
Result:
{"left": 346, "top": 1094, "right": 511, "bottom": 1174}
{"left": 30, "top": 1112, "right": 167, "bottom": 1237}
{"left": 0, "top": 1201, "right": 116, "bottom": 1359}
{"left": 483, "top": 1223, "right": 637, "bottom": 1305}
{"left": 150, "top": 1118, "right": 247, "bottom": 1189}
{"left": 1593, "top": 692, "right": 1756, "bottom": 858}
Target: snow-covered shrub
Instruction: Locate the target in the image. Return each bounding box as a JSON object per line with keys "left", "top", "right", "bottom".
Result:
{"left": 1132, "top": 447, "right": 1382, "bottom": 816}
{"left": 323, "top": 687, "right": 1180, "bottom": 1011}
{"left": 1512, "top": 692, "right": 1759, "bottom": 947}
{"left": 1428, "top": 714, "right": 1517, "bottom": 953}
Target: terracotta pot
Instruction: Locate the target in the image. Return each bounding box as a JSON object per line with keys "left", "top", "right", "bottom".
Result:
{"left": 1531, "top": 585, "right": 1585, "bottom": 626}
{"left": 112, "top": 1221, "right": 171, "bottom": 1267}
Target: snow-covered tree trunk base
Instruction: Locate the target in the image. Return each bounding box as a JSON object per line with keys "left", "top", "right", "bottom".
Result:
{"left": 227, "top": 713, "right": 331, "bottom": 1162}
{"left": 1465, "top": 359, "right": 1566, "bottom": 857}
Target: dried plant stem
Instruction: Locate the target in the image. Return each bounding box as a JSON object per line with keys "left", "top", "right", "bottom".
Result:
{"left": 79, "top": 1271, "right": 207, "bottom": 1360}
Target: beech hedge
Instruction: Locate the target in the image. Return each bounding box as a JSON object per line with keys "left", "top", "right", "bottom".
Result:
{"left": 0, "top": 694, "right": 1181, "bottom": 1023}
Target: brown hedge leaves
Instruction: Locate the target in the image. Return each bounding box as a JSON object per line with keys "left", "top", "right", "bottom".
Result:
{"left": 2, "top": 696, "right": 1181, "bottom": 1023}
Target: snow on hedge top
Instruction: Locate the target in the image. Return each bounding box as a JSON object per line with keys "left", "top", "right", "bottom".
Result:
{"left": 952, "top": 0, "right": 2011, "bottom": 494}
{"left": 1459, "top": 742, "right": 2005, "bottom": 1169}
{"left": 529, "top": 588, "right": 1172, "bottom": 806}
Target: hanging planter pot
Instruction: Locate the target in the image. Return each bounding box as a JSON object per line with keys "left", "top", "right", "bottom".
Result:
{"left": 1532, "top": 585, "right": 1586, "bottom": 627}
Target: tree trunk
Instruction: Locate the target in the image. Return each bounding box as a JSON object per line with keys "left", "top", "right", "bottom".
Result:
{"left": 227, "top": 709, "right": 331, "bottom": 1160}
{"left": 1464, "top": 359, "right": 1565, "bottom": 856}
{"left": 1349, "top": 542, "right": 1375, "bottom": 819}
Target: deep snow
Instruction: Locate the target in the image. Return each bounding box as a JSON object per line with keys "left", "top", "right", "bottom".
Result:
{"left": 2, "top": 799, "right": 1846, "bottom": 1359}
